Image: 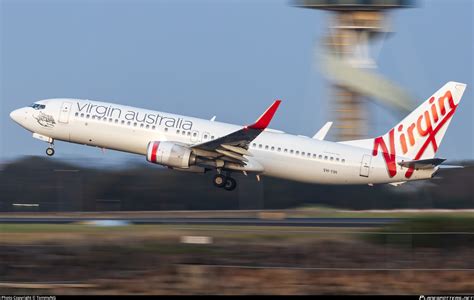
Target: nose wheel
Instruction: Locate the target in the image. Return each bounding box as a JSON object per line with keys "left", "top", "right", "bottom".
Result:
{"left": 213, "top": 174, "right": 237, "bottom": 191}
{"left": 45, "top": 140, "right": 55, "bottom": 156}
{"left": 46, "top": 147, "right": 55, "bottom": 156}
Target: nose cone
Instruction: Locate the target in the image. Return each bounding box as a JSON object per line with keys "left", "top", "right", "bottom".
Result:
{"left": 10, "top": 109, "right": 22, "bottom": 123}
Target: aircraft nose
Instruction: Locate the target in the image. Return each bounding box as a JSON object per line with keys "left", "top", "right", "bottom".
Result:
{"left": 10, "top": 109, "right": 22, "bottom": 123}
{"left": 10, "top": 108, "right": 28, "bottom": 124}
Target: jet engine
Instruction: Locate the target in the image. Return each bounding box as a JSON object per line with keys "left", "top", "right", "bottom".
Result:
{"left": 146, "top": 141, "right": 196, "bottom": 169}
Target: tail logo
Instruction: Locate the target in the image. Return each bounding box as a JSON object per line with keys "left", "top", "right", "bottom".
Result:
{"left": 373, "top": 90, "right": 457, "bottom": 178}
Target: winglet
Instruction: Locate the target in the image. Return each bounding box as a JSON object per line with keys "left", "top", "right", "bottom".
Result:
{"left": 313, "top": 122, "right": 333, "bottom": 140}
{"left": 247, "top": 100, "right": 281, "bottom": 130}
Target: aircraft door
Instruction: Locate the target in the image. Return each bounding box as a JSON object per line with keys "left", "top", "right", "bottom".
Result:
{"left": 59, "top": 102, "right": 72, "bottom": 123}
{"left": 359, "top": 154, "right": 372, "bottom": 177}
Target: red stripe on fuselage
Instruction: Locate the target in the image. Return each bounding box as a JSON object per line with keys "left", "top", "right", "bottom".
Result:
{"left": 151, "top": 142, "right": 159, "bottom": 163}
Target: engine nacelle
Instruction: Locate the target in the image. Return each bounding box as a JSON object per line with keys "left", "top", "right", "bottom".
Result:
{"left": 146, "top": 141, "right": 195, "bottom": 169}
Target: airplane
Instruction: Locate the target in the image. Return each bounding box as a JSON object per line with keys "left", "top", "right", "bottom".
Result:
{"left": 10, "top": 81, "right": 466, "bottom": 191}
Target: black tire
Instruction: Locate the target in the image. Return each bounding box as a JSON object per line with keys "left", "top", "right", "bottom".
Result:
{"left": 224, "top": 177, "right": 237, "bottom": 191}
{"left": 46, "top": 147, "right": 55, "bottom": 156}
{"left": 213, "top": 174, "right": 226, "bottom": 188}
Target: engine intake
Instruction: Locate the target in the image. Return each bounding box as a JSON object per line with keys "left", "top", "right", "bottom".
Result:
{"left": 146, "top": 141, "right": 195, "bottom": 169}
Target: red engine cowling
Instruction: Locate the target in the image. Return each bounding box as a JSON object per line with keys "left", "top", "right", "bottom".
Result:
{"left": 146, "top": 141, "right": 195, "bottom": 169}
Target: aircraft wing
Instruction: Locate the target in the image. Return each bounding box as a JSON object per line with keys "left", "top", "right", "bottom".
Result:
{"left": 191, "top": 100, "right": 281, "bottom": 165}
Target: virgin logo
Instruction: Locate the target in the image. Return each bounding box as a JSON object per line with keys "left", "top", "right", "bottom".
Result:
{"left": 372, "top": 90, "right": 457, "bottom": 178}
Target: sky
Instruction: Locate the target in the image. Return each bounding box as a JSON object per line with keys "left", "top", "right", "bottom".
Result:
{"left": 1, "top": 0, "right": 473, "bottom": 165}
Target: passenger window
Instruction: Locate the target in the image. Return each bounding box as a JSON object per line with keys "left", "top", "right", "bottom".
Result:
{"left": 193, "top": 132, "right": 197, "bottom": 137}
{"left": 319, "top": 155, "right": 322, "bottom": 159}
{"left": 265, "top": 145, "right": 269, "bottom": 150}
{"left": 330, "top": 157, "right": 334, "bottom": 161}
{"left": 86, "top": 115, "right": 90, "bottom": 119}
{"left": 271, "top": 146, "right": 274, "bottom": 151}
{"left": 301, "top": 152, "right": 305, "bottom": 156}
{"left": 204, "top": 134, "right": 208, "bottom": 139}
{"left": 313, "top": 154, "right": 316, "bottom": 158}
{"left": 259, "top": 144, "right": 262, "bottom": 149}
{"left": 80, "top": 113, "right": 84, "bottom": 117}
{"left": 115, "top": 119, "right": 119, "bottom": 124}
{"left": 296, "top": 151, "right": 299, "bottom": 155}
{"left": 277, "top": 147, "right": 281, "bottom": 152}
{"left": 163, "top": 127, "right": 166, "bottom": 131}
{"left": 284, "top": 149, "right": 288, "bottom": 153}
{"left": 252, "top": 143, "right": 256, "bottom": 147}
{"left": 324, "top": 156, "right": 328, "bottom": 160}
{"left": 336, "top": 158, "right": 340, "bottom": 162}
{"left": 121, "top": 120, "right": 125, "bottom": 124}
{"left": 134, "top": 123, "right": 137, "bottom": 127}
{"left": 145, "top": 124, "right": 149, "bottom": 129}
{"left": 187, "top": 132, "right": 191, "bottom": 136}
{"left": 290, "top": 150, "right": 294, "bottom": 154}
{"left": 75, "top": 112, "right": 78, "bottom": 117}
{"left": 127, "top": 121, "right": 131, "bottom": 126}
{"left": 342, "top": 159, "right": 346, "bottom": 163}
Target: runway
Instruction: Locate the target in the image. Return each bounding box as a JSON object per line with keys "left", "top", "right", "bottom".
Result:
{"left": 0, "top": 217, "right": 400, "bottom": 227}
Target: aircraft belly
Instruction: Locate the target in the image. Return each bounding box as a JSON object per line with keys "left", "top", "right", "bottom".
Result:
{"left": 255, "top": 152, "right": 357, "bottom": 184}
{"left": 69, "top": 121, "right": 149, "bottom": 155}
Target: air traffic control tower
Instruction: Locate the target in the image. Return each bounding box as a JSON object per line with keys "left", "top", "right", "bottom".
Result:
{"left": 294, "top": 0, "right": 415, "bottom": 141}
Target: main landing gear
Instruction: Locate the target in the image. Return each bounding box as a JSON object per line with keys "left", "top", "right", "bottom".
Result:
{"left": 213, "top": 174, "right": 237, "bottom": 191}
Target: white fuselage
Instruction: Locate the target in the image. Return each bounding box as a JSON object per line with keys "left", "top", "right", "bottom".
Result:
{"left": 10, "top": 98, "right": 436, "bottom": 185}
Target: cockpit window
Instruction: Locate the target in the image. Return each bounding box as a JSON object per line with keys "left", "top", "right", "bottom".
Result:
{"left": 29, "top": 103, "right": 46, "bottom": 110}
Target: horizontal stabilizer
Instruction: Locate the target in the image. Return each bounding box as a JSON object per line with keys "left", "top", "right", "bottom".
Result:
{"left": 313, "top": 122, "right": 333, "bottom": 140}
{"left": 398, "top": 158, "right": 446, "bottom": 169}
{"left": 438, "top": 165, "right": 464, "bottom": 169}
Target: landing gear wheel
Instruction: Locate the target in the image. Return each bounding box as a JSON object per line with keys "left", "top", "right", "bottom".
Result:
{"left": 224, "top": 177, "right": 237, "bottom": 191}
{"left": 213, "top": 174, "right": 226, "bottom": 188}
{"left": 46, "top": 147, "right": 55, "bottom": 156}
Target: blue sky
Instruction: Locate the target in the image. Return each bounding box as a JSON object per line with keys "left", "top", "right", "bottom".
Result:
{"left": 1, "top": 0, "right": 472, "bottom": 165}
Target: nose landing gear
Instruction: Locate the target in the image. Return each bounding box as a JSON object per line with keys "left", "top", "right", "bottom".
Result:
{"left": 45, "top": 140, "right": 55, "bottom": 156}
{"left": 46, "top": 147, "right": 55, "bottom": 156}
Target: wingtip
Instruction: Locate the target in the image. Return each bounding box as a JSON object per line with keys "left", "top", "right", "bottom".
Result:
{"left": 247, "top": 100, "right": 282, "bottom": 130}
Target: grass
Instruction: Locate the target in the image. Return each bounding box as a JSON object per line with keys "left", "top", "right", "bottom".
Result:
{"left": 0, "top": 223, "right": 132, "bottom": 233}
{"left": 363, "top": 216, "right": 474, "bottom": 248}
{"left": 0, "top": 223, "right": 366, "bottom": 246}
{"left": 288, "top": 207, "right": 474, "bottom": 219}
